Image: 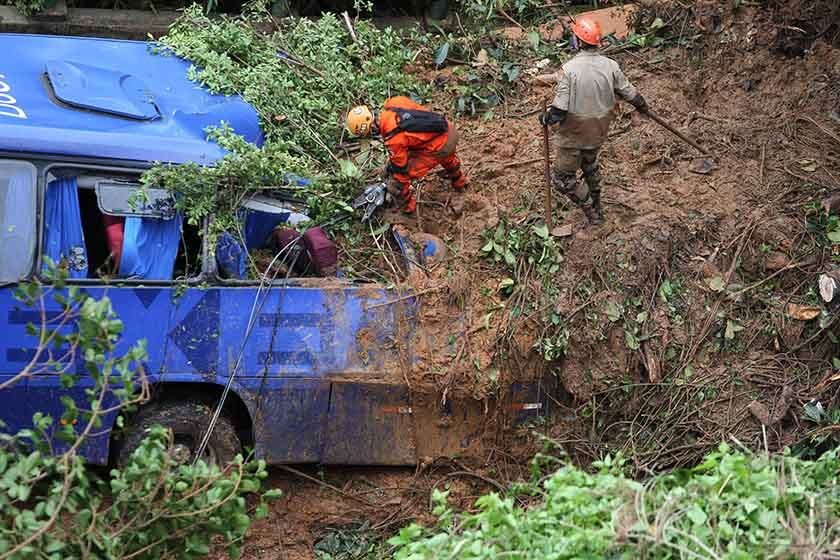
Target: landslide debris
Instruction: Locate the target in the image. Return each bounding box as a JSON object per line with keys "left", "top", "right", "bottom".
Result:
{"left": 159, "top": 1, "right": 840, "bottom": 474}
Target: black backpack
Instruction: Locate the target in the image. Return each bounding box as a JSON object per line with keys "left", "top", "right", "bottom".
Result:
{"left": 383, "top": 108, "right": 449, "bottom": 139}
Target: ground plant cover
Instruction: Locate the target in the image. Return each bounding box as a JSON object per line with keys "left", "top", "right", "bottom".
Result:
{"left": 389, "top": 445, "right": 840, "bottom": 559}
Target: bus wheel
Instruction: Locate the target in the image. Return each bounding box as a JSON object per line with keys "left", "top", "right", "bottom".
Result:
{"left": 117, "top": 400, "right": 241, "bottom": 467}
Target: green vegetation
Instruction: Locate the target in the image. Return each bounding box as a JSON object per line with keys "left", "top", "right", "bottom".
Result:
{"left": 147, "top": 4, "right": 427, "bottom": 234}
{"left": 480, "top": 219, "right": 567, "bottom": 361}
{"left": 460, "top": 0, "right": 555, "bottom": 25}
{"left": 0, "top": 265, "right": 277, "bottom": 559}
{"left": 389, "top": 445, "right": 840, "bottom": 559}
{"left": 5, "top": 0, "right": 51, "bottom": 16}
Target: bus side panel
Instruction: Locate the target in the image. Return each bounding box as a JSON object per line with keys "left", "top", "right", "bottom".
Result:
{"left": 218, "top": 286, "right": 402, "bottom": 379}
{"left": 0, "top": 288, "right": 39, "bottom": 436}
{"left": 0, "top": 286, "right": 178, "bottom": 464}
{"left": 242, "top": 377, "right": 331, "bottom": 464}
{"left": 0, "top": 375, "right": 30, "bottom": 437}
{"left": 323, "top": 382, "right": 416, "bottom": 466}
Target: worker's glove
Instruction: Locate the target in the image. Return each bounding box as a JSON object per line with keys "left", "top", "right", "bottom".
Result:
{"left": 628, "top": 93, "right": 648, "bottom": 113}
{"left": 539, "top": 106, "right": 567, "bottom": 127}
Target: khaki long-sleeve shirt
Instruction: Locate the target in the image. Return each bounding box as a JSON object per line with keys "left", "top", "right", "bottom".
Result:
{"left": 549, "top": 50, "right": 638, "bottom": 149}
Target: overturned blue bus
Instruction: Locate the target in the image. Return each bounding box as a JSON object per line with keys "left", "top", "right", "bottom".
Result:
{"left": 0, "top": 34, "right": 551, "bottom": 466}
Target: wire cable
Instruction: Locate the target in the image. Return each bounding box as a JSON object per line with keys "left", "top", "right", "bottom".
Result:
{"left": 192, "top": 236, "right": 301, "bottom": 464}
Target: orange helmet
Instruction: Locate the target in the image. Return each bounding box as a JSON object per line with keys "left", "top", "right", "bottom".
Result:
{"left": 346, "top": 105, "right": 374, "bottom": 137}
{"left": 571, "top": 16, "right": 602, "bottom": 46}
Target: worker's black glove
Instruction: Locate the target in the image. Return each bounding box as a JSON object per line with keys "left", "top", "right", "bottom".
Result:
{"left": 539, "top": 106, "right": 567, "bottom": 127}
{"left": 628, "top": 93, "right": 648, "bottom": 113}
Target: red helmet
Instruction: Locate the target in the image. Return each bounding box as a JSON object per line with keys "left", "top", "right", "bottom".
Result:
{"left": 572, "top": 16, "right": 602, "bottom": 46}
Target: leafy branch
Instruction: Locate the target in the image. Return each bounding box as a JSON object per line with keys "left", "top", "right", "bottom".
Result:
{"left": 146, "top": 5, "right": 428, "bottom": 237}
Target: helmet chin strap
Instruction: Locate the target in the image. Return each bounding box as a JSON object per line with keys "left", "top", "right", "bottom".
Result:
{"left": 570, "top": 34, "right": 580, "bottom": 50}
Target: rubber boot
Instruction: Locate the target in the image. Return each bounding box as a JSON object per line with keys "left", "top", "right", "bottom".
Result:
{"left": 448, "top": 171, "right": 468, "bottom": 216}
{"left": 402, "top": 194, "right": 417, "bottom": 214}
{"left": 583, "top": 191, "right": 604, "bottom": 225}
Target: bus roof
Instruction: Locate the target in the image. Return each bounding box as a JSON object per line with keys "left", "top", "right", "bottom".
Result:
{"left": 0, "top": 34, "right": 264, "bottom": 165}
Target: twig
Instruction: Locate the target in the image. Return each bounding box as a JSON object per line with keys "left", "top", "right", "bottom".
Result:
{"left": 497, "top": 8, "right": 525, "bottom": 30}
{"left": 782, "top": 164, "right": 836, "bottom": 190}
{"left": 277, "top": 465, "right": 375, "bottom": 507}
{"left": 342, "top": 11, "right": 358, "bottom": 42}
{"left": 364, "top": 284, "right": 445, "bottom": 310}
{"left": 435, "top": 470, "right": 507, "bottom": 494}
{"left": 760, "top": 140, "right": 767, "bottom": 185}
{"left": 509, "top": 108, "right": 543, "bottom": 119}
{"left": 728, "top": 261, "right": 803, "bottom": 298}
{"left": 502, "top": 157, "right": 543, "bottom": 169}
{"left": 790, "top": 314, "right": 838, "bottom": 353}
{"left": 260, "top": 9, "right": 328, "bottom": 79}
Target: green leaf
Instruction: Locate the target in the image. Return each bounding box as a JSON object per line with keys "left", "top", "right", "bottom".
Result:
{"left": 625, "top": 330, "right": 640, "bottom": 351}
{"left": 604, "top": 301, "right": 622, "bottom": 323}
{"left": 481, "top": 240, "right": 494, "bottom": 253}
{"left": 758, "top": 509, "right": 777, "bottom": 529}
{"left": 803, "top": 401, "right": 825, "bottom": 423}
{"left": 533, "top": 223, "right": 549, "bottom": 239}
{"left": 338, "top": 159, "right": 361, "bottom": 179}
{"left": 434, "top": 42, "right": 450, "bottom": 67}
{"left": 264, "top": 489, "right": 283, "bottom": 500}
{"left": 686, "top": 504, "right": 707, "bottom": 525}
{"left": 827, "top": 229, "right": 840, "bottom": 243}
{"left": 499, "top": 278, "right": 515, "bottom": 290}
{"left": 708, "top": 275, "right": 726, "bottom": 292}
{"left": 527, "top": 31, "right": 540, "bottom": 50}
{"left": 724, "top": 319, "right": 744, "bottom": 340}
{"left": 503, "top": 249, "right": 516, "bottom": 267}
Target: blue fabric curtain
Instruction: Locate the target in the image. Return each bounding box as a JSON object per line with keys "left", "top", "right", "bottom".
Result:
{"left": 244, "top": 209, "right": 289, "bottom": 250}
{"left": 119, "top": 214, "right": 182, "bottom": 280}
{"left": 216, "top": 232, "right": 247, "bottom": 279}
{"left": 43, "top": 177, "right": 88, "bottom": 278}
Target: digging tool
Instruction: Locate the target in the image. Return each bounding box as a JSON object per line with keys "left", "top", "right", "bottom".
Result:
{"left": 643, "top": 109, "right": 714, "bottom": 159}
{"left": 541, "top": 98, "right": 553, "bottom": 230}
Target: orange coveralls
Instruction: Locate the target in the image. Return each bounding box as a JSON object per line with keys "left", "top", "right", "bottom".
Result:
{"left": 379, "top": 96, "right": 466, "bottom": 213}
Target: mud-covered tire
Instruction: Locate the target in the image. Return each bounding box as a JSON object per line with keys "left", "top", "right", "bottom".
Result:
{"left": 117, "top": 400, "right": 241, "bottom": 468}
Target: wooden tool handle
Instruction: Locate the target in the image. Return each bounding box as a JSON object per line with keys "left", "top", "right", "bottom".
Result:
{"left": 542, "top": 98, "right": 553, "bottom": 229}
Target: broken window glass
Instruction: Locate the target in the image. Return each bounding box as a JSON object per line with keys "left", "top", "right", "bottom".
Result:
{"left": 0, "top": 161, "right": 37, "bottom": 283}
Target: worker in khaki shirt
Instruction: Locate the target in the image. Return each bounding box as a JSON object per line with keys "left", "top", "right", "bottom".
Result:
{"left": 538, "top": 16, "right": 648, "bottom": 224}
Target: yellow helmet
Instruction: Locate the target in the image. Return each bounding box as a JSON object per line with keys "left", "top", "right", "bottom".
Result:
{"left": 346, "top": 105, "right": 374, "bottom": 136}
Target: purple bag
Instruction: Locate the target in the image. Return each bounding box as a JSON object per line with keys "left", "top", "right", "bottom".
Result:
{"left": 269, "top": 227, "right": 309, "bottom": 274}
{"left": 302, "top": 227, "right": 338, "bottom": 277}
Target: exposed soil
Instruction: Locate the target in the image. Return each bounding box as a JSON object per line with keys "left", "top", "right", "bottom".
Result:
{"left": 235, "top": 2, "right": 840, "bottom": 557}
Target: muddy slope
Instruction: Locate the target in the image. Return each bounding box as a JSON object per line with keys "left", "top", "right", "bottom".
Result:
{"left": 237, "top": 3, "right": 840, "bottom": 557}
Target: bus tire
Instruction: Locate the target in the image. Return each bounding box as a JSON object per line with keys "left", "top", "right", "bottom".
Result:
{"left": 117, "top": 400, "right": 241, "bottom": 468}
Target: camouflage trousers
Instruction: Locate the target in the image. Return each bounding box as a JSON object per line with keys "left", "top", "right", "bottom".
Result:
{"left": 550, "top": 146, "right": 601, "bottom": 207}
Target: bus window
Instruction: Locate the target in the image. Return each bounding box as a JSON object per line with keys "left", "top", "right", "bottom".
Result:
{"left": 42, "top": 169, "right": 203, "bottom": 281}
{"left": 0, "top": 161, "right": 37, "bottom": 284}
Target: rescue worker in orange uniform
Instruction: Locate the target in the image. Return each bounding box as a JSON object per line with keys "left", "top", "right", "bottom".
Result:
{"left": 538, "top": 16, "right": 648, "bottom": 225}
{"left": 346, "top": 96, "right": 467, "bottom": 214}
